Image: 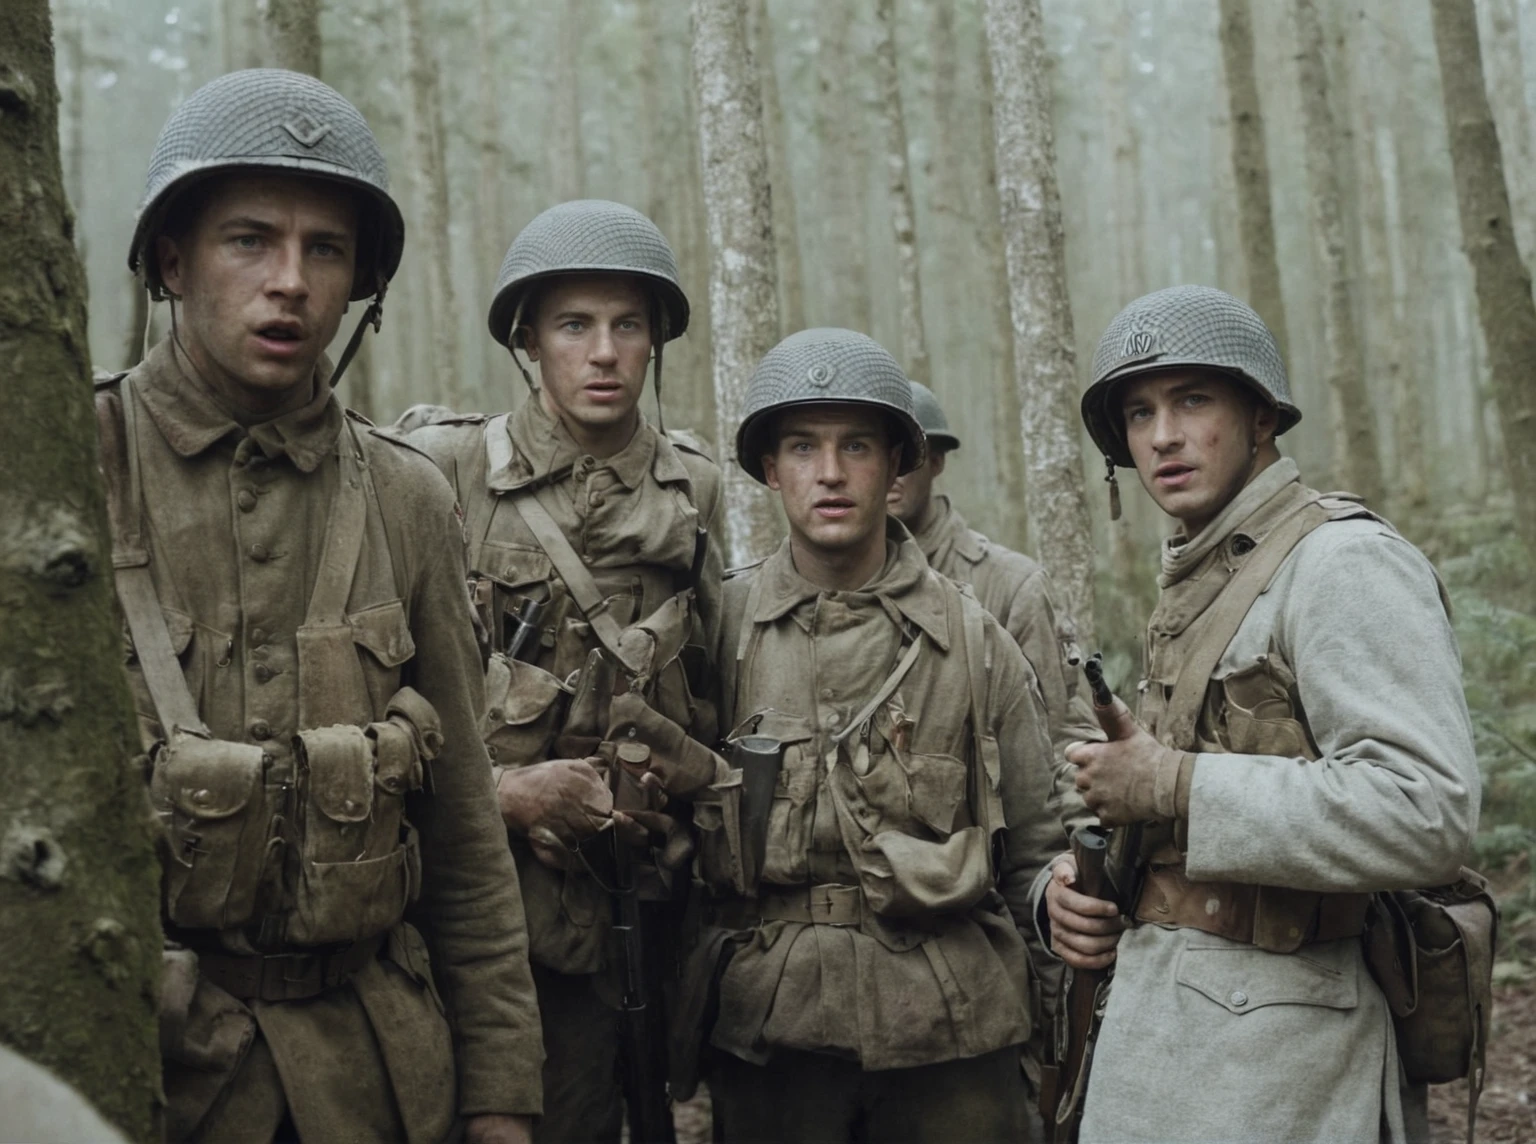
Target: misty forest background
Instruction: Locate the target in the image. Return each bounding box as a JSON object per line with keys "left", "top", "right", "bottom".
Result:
{"left": 49, "top": 0, "right": 1536, "bottom": 967}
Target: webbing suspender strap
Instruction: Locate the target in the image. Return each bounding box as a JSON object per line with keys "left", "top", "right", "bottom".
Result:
{"left": 509, "top": 487, "right": 647, "bottom": 676}
{"left": 829, "top": 633, "right": 924, "bottom": 747}
{"left": 465, "top": 414, "right": 510, "bottom": 571}
{"left": 99, "top": 380, "right": 209, "bottom": 738}
{"left": 1157, "top": 497, "right": 1330, "bottom": 751}
{"left": 959, "top": 594, "right": 1002, "bottom": 848}
{"left": 303, "top": 423, "right": 368, "bottom": 628}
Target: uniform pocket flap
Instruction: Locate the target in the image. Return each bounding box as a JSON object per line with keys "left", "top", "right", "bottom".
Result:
{"left": 154, "top": 734, "right": 266, "bottom": 820}
{"left": 349, "top": 600, "right": 415, "bottom": 668}
{"left": 485, "top": 653, "right": 569, "bottom": 726}
{"left": 899, "top": 752, "right": 968, "bottom": 837}
{"left": 477, "top": 541, "right": 552, "bottom": 590}
{"left": 732, "top": 708, "right": 815, "bottom": 746}
{"left": 296, "top": 724, "right": 375, "bottom": 823}
{"left": 1176, "top": 939, "right": 1358, "bottom": 1014}
{"left": 161, "top": 606, "right": 196, "bottom": 656}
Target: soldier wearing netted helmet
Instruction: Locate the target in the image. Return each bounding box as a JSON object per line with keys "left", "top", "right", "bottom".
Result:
{"left": 1045, "top": 286, "right": 1481, "bottom": 1140}
{"left": 101, "top": 69, "right": 542, "bottom": 1144}
{"left": 406, "top": 199, "right": 724, "bottom": 1143}
{"left": 666, "top": 329, "right": 1073, "bottom": 1141}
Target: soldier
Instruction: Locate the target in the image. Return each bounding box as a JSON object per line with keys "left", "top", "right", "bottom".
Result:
{"left": 681, "top": 329, "right": 1072, "bottom": 1142}
{"left": 1047, "top": 286, "right": 1480, "bottom": 1140}
{"left": 407, "top": 199, "right": 724, "bottom": 1143}
{"left": 102, "top": 70, "right": 542, "bottom": 1143}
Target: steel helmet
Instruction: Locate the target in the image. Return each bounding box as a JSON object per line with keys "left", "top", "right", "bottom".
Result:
{"left": 735, "top": 328, "right": 926, "bottom": 484}
{"left": 486, "top": 200, "right": 689, "bottom": 349}
{"left": 129, "top": 69, "right": 404, "bottom": 303}
{"left": 1082, "top": 285, "right": 1299, "bottom": 467}
{"left": 909, "top": 381, "right": 960, "bottom": 453}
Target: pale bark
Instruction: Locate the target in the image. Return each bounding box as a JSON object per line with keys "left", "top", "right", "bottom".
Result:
{"left": 750, "top": 0, "right": 805, "bottom": 336}
{"left": 983, "top": 0, "right": 1097, "bottom": 640}
{"left": 872, "top": 0, "right": 930, "bottom": 384}
{"left": 258, "top": 0, "right": 321, "bottom": 76}
{"left": 1293, "top": 0, "right": 1386, "bottom": 507}
{"left": 475, "top": 0, "right": 504, "bottom": 406}
{"left": 1431, "top": 0, "right": 1536, "bottom": 556}
{"left": 550, "top": 0, "right": 585, "bottom": 202}
{"left": 815, "top": 2, "right": 872, "bottom": 334}
{"left": 1478, "top": 0, "right": 1536, "bottom": 264}
{"left": 0, "top": 2, "right": 161, "bottom": 1138}
{"left": 399, "top": 0, "right": 462, "bottom": 406}
{"left": 1218, "top": 0, "right": 1290, "bottom": 359}
{"left": 223, "top": 0, "right": 262, "bottom": 70}
{"left": 691, "top": 0, "right": 783, "bottom": 566}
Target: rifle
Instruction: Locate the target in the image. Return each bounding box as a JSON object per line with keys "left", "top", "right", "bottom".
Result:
{"left": 503, "top": 594, "right": 547, "bottom": 662}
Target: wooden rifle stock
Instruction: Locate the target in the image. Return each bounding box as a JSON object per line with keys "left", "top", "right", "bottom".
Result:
{"left": 1047, "top": 825, "right": 1113, "bottom": 1143}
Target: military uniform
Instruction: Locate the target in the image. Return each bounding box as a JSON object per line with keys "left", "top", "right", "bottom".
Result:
{"left": 1070, "top": 287, "right": 1480, "bottom": 1142}
{"left": 687, "top": 330, "right": 1071, "bottom": 1142}
{"left": 111, "top": 70, "right": 543, "bottom": 1143}
{"left": 410, "top": 200, "right": 724, "bottom": 1143}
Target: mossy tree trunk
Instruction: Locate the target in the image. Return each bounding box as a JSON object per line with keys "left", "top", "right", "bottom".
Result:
{"left": 1431, "top": 0, "right": 1536, "bottom": 558}
{"left": 0, "top": 3, "right": 162, "bottom": 1139}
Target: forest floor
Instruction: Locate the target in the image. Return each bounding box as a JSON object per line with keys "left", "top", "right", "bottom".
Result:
{"left": 1429, "top": 981, "right": 1535, "bottom": 1142}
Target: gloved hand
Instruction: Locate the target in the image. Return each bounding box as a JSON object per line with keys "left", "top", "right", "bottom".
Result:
{"left": 496, "top": 758, "right": 614, "bottom": 868}
{"left": 1065, "top": 697, "right": 1192, "bottom": 826}
{"left": 606, "top": 691, "right": 727, "bottom": 798}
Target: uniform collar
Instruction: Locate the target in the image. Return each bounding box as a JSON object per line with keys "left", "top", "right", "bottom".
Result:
{"left": 912, "top": 495, "right": 985, "bottom": 566}
{"left": 500, "top": 398, "right": 679, "bottom": 491}
{"left": 131, "top": 337, "right": 343, "bottom": 473}
{"left": 1159, "top": 457, "right": 1302, "bottom": 586}
{"left": 752, "top": 518, "right": 953, "bottom": 651}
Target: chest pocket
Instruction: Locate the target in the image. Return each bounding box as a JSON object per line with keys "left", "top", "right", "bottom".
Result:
{"left": 125, "top": 605, "right": 231, "bottom": 748}
{"left": 1209, "top": 649, "right": 1317, "bottom": 760}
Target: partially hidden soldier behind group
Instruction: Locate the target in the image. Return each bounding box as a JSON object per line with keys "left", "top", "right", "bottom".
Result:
{"left": 1047, "top": 286, "right": 1483, "bottom": 1141}
{"left": 671, "top": 330, "right": 1083, "bottom": 1142}
{"left": 100, "top": 71, "right": 542, "bottom": 1142}
{"left": 404, "top": 200, "right": 725, "bottom": 1143}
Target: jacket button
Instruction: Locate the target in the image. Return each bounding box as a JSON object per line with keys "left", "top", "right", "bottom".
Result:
{"left": 250, "top": 720, "right": 271, "bottom": 740}
{"left": 191, "top": 788, "right": 212, "bottom": 807}
{"left": 236, "top": 489, "right": 257, "bottom": 512}
{"left": 249, "top": 544, "right": 271, "bottom": 563}
{"left": 1229, "top": 990, "right": 1248, "bottom": 1008}
{"left": 253, "top": 664, "right": 273, "bottom": 684}
{"left": 250, "top": 627, "right": 268, "bottom": 647}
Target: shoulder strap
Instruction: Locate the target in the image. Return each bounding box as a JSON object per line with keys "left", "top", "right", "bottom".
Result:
{"left": 959, "top": 590, "right": 1005, "bottom": 872}
{"left": 829, "top": 632, "right": 924, "bottom": 747}
{"left": 463, "top": 414, "right": 508, "bottom": 572}
{"left": 95, "top": 379, "right": 209, "bottom": 738}
{"left": 1159, "top": 498, "right": 1330, "bottom": 750}
{"left": 301, "top": 421, "right": 368, "bottom": 628}
{"left": 510, "top": 487, "right": 647, "bottom": 674}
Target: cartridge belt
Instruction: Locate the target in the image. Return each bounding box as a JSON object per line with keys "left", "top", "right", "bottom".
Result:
{"left": 1134, "top": 864, "right": 1368, "bottom": 953}
{"left": 714, "top": 883, "right": 865, "bottom": 929}
{"left": 196, "top": 934, "right": 384, "bottom": 1003}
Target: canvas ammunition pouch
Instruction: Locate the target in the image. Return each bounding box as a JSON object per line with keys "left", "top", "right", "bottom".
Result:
{"left": 99, "top": 379, "right": 431, "bottom": 949}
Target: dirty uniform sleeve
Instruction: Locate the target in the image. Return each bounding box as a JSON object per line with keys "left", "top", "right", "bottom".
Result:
{"left": 1004, "top": 566, "right": 1099, "bottom": 838}
{"left": 988, "top": 618, "right": 1067, "bottom": 943}
{"left": 1185, "top": 524, "right": 1479, "bottom": 891}
{"left": 403, "top": 486, "right": 544, "bottom": 1117}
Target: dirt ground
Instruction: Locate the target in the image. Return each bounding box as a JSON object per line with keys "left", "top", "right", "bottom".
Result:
{"left": 1428, "top": 982, "right": 1535, "bottom": 1142}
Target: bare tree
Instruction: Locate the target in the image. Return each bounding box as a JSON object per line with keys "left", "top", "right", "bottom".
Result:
{"left": 872, "top": 0, "right": 930, "bottom": 383}
{"left": 475, "top": 0, "right": 505, "bottom": 406}
{"left": 1218, "top": 0, "right": 1289, "bottom": 359}
{"left": 749, "top": 0, "right": 805, "bottom": 337}
{"left": 258, "top": 0, "right": 320, "bottom": 76}
{"left": 1292, "top": 0, "right": 1386, "bottom": 506}
{"left": 550, "top": 0, "right": 586, "bottom": 202}
{"left": 982, "top": 0, "right": 1097, "bottom": 640}
{"left": 1478, "top": 0, "right": 1536, "bottom": 264}
{"left": 815, "top": 1, "right": 872, "bottom": 334}
{"left": 399, "top": 0, "right": 462, "bottom": 406}
{"left": 1431, "top": 0, "right": 1536, "bottom": 556}
{"left": 691, "top": 0, "right": 783, "bottom": 565}
{"left": 0, "top": 2, "right": 160, "bottom": 1138}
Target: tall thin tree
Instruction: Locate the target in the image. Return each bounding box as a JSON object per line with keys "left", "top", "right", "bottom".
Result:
{"left": 259, "top": 0, "right": 320, "bottom": 76}
{"left": 1430, "top": 0, "right": 1536, "bottom": 557}
{"left": 0, "top": 2, "right": 161, "bottom": 1138}
{"left": 1218, "top": 0, "right": 1289, "bottom": 360}
{"left": 1292, "top": 0, "right": 1386, "bottom": 506}
{"left": 982, "top": 0, "right": 1097, "bottom": 640}
{"left": 691, "top": 0, "right": 783, "bottom": 565}
{"left": 872, "top": 0, "right": 930, "bottom": 384}
{"left": 399, "top": 0, "right": 462, "bottom": 406}
{"left": 750, "top": 0, "right": 805, "bottom": 337}
{"left": 815, "top": 1, "right": 872, "bottom": 334}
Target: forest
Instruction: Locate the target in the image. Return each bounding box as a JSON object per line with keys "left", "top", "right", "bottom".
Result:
{"left": 2, "top": 0, "right": 1535, "bottom": 1138}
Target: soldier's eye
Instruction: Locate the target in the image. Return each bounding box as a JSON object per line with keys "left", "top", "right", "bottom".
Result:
{"left": 233, "top": 234, "right": 262, "bottom": 250}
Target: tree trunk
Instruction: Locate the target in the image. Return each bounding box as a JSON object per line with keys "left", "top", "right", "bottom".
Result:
{"left": 1431, "top": 0, "right": 1536, "bottom": 556}
{"left": 1218, "top": 0, "right": 1290, "bottom": 360}
{"left": 815, "top": 1, "right": 871, "bottom": 334}
{"left": 691, "top": 0, "right": 783, "bottom": 566}
{"left": 1478, "top": 0, "right": 1536, "bottom": 265}
{"left": 0, "top": 4, "right": 161, "bottom": 1139}
{"left": 475, "top": 0, "right": 504, "bottom": 409}
{"left": 749, "top": 0, "right": 805, "bottom": 337}
{"left": 399, "top": 0, "right": 462, "bottom": 406}
{"left": 223, "top": 0, "right": 262, "bottom": 71}
{"left": 550, "top": 0, "right": 585, "bottom": 202}
{"left": 258, "top": 0, "right": 321, "bottom": 75}
{"left": 982, "top": 0, "right": 1097, "bottom": 640}
{"left": 1292, "top": 0, "right": 1386, "bottom": 507}
{"left": 872, "top": 0, "right": 930, "bottom": 384}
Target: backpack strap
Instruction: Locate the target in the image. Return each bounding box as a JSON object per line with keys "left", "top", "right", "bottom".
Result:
{"left": 1158, "top": 497, "right": 1331, "bottom": 750}
{"left": 959, "top": 590, "right": 1006, "bottom": 874}
{"left": 95, "top": 379, "right": 209, "bottom": 738}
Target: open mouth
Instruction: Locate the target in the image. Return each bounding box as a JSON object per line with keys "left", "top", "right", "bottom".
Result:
{"left": 254, "top": 322, "right": 305, "bottom": 353}
{"left": 584, "top": 380, "right": 625, "bottom": 401}
{"left": 815, "top": 497, "right": 856, "bottom": 519}
{"left": 1154, "top": 462, "right": 1195, "bottom": 487}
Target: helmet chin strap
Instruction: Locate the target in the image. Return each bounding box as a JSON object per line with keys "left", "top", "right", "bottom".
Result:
{"left": 329, "top": 284, "right": 386, "bottom": 388}
{"left": 1104, "top": 454, "right": 1122, "bottom": 521}
{"left": 652, "top": 296, "right": 668, "bottom": 435}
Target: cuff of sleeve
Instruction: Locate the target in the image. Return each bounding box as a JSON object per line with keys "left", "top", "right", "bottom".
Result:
{"left": 1029, "top": 856, "right": 1071, "bottom": 962}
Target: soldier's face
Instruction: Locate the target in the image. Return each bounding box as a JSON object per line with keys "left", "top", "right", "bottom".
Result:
{"left": 887, "top": 449, "right": 947, "bottom": 526}
{"left": 1120, "top": 370, "right": 1277, "bottom": 535}
{"left": 156, "top": 174, "right": 358, "bottom": 410}
{"left": 763, "top": 406, "right": 903, "bottom": 554}
{"left": 525, "top": 275, "right": 652, "bottom": 452}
